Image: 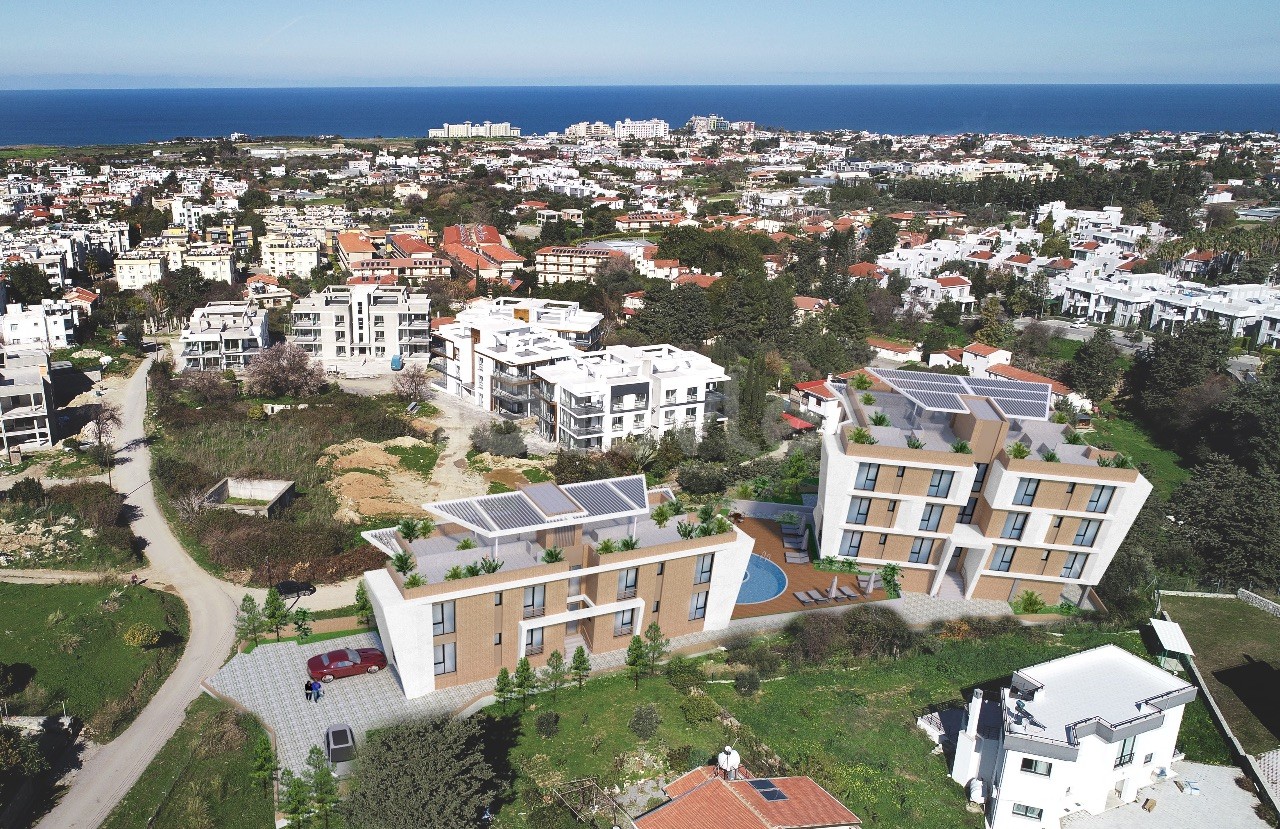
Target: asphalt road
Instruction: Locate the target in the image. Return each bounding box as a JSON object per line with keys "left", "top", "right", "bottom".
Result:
{"left": 36, "top": 356, "right": 238, "bottom": 829}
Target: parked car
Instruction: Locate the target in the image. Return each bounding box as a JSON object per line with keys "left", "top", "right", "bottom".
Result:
{"left": 275, "top": 580, "right": 317, "bottom": 600}
{"left": 307, "top": 647, "right": 387, "bottom": 682}
{"left": 325, "top": 723, "right": 357, "bottom": 777}
{"left": 1071, "top": 319, "right": 1089, "bottom": 329}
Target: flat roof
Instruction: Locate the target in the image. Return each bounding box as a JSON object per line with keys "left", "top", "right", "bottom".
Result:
{"left": 425, "top": 474, "right": 650, "bottom": 538}
{"left": 869, "top": 367, "right": 1052, "bottom": 420}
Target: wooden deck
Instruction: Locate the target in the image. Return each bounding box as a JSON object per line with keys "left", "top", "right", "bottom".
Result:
{"left": 730, "top": 517, "right": 887, "bottom": 620}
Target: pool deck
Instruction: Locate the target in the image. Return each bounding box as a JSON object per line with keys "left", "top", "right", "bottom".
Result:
{"left": 731, "top": 517, "right": 887, "bottom": 619}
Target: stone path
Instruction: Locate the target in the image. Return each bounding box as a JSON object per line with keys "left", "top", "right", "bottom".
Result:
{"left": 1061, "top": 761, "right": 1272, "bottom": 829}
{"left": 1258, "top": 748, "right": 1280, "bottom": 801}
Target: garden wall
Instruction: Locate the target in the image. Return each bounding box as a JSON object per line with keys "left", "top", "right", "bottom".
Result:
{"left": 1238, "top": 589, "right": 1280, "bottom": 619}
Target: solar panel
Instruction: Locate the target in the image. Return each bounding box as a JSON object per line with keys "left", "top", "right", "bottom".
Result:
{"left": 611, "top": 475, "right": 649, "bottom": 509}
{"left": 761, "top": 789, "right": 790, "bottom": 801}
{"left": 479, "top": 493, "right": 545, "bottom": 531}
{"left": 748, "top": 779, "right": 776, "bottom": 791}
{"left": 522, "top": 482, "right": 582, "bottom": 517}
{"left": 565, "top": 481, "right": 634, "bottom": 516}
{"left": 430, "top": 499, "right": 493, "bottom": 531}
{"left": 906, "top": 391, "right": 967, "bottom": 412}
{"left": 869, "top": 368, "right": 1054, "bottom": 421}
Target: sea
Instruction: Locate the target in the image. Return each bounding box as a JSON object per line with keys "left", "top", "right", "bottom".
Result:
{"left": 2, "top": 85, "right": 1280, "bottom": 147}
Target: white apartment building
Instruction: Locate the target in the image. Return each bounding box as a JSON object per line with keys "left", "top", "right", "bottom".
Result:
{"left": 814, "top": 369, "right": 1152, "bottom": 607}
{"left": 534, "top": 245, "right": 629, "bottom": 285}
{"left": 564, "top": 121, "right": 615, "bottom": 140}
{"left": 260, "top": 233, "right": 323, "bottom": 279}
{"left": 946, "top": 645, "right": 1195, "bottom": 829}
{"left": 427, "top": 121, "right": 521, "bottom": 139}
{"left": 361, "top": 475, "right": 754, "bottom": 698}
{"left": 614, "top": 119, "right": 671, "bottom": 141}
{"left": 1148, "top": 282, "right": 1278, "bottom": 338}
{"left": 532, "top": 345, "right": 729, "bottom": 451}
{"left": 288, "top": 284, "right": 431, "bottom": 368}
{"left": 0, "top": 348, "right": 56, "bottom": 454}
{"left": 176, "top": 301, "right": 270, "bottom": 372}
{"left": 182, "top": 242, "right": 237, "bottom": 284}
{"left": 457, "top": 297, "right": 603, "bottom": 351}
{"left": 113, "top": 248, "right": 169, "bottom": 290}
{"left": 0, "top": 300, "right": 79, "bottom": 350}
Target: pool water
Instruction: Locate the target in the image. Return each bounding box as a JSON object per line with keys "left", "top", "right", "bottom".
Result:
{"left": 736, "top": 554, "right": 788, "bottom": 604}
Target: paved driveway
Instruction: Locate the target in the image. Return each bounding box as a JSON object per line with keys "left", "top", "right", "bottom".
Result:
{"left": 1061, "top": 761, "right": 1272, "bottom": 829}
{"left": 207, "top": 632, "right": 493, "bottom": 774}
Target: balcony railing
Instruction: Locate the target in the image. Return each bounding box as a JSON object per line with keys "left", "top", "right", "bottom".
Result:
{"left": 617, "top": 586, "right": 638, "bottom": 601}
{"left": 614, "top": 624, "right": 634, "bottom": 637}
{"left": 523, "top": 605, "right": 546, "bottom": 620}
{"left": 564, "top": 401, "right": 606, "bottom": 417}
{"left": 1114, "top": 753, "right": 1134, "bottom": 769}
{"left": 492, "top": 387, "right": 536, "bottom": 404}
{"left": 525, "top": 643, "right": 545, "bottom": 656}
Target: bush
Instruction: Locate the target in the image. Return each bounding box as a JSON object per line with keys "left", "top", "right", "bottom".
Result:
{"left": 1011, "top": 590, "right": 1047, "bottom": 614}
{"left": 843, "top": 605, "right": 917, "bottom": 658}
{"left": 724, "top": 636, "right": 781, "bottom": 677}
{"left": 535, "top": 710, "right": 560, "bottom": 739}
{"left": 786, "top": 612, "right": 846, "bottom": 665}
{"left": 243, "top": 343, "right": 327, "bottom": 399}
{"left": 676, "top": 461, "right": 729, "bottom": 495}
{"left": 666, "top": 744, "right": 697, "bottom": 772}
{"left": 470, "top": 421, "right": 527, "bottom": 458}
{"left": 664, "top": 655, "right": 704, "bottom": 692}
{"left": 628, "top": 703, "right": 661, "bottom": 740}
{"left": 7, "top": 477, "right": 44, "bottom": 504}
{"left": 734, "top": 670, "right": 761, "bottom": 696}
{"left": 680, "top": 692, "right": 722, "bottom": 725}
{"left": 123, "top": 622, "right": 160, "bottom": 648}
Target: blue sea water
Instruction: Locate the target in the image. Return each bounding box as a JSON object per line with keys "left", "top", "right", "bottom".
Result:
{"left": 2, "top": 85, "right": 1279, "bottom": 147}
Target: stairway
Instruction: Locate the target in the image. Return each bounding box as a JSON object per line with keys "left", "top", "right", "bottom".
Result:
{"left": 936, "top": 571, "right": 967, "bottom": 599}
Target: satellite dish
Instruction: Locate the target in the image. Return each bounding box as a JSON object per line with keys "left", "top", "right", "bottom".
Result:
{"left": 718, "top": 746, "right": 741, "bottom": 780}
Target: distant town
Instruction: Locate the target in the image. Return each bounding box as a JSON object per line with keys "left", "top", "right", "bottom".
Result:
{"left": 2, "top": 113, "right": 1279, "bottom": 829}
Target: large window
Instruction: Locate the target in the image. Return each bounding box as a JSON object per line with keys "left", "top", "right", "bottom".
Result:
{"left": 847, "top": 497, "right": 871, "bottom": 525}
{"left": 614, "top": 608, "right": 635, "bottom": 636}
{"left": 844, "top": 531, "right": 864, "bottom": 557}
{"left": 1086, "top": 485, "right": 1115, "bottom": 514}
{"left": 689, "top": 591, "right": 708, "bottom": 621}
{"left": 1073, "top": 519, "right": 1101, "bottom": 548}
{"left": 1012, "top": 804, "right": 1044, "bottom": 820}
{"left": 433, "top": 642, "right": 456, "bottom": 675}
{"left": 909, "top": 538, "right": 934, "bottom": 564}
{"left": 1001, "top": 512, "right": 1028, "bottom": 540}
{"left": 694, "top": 554, "right": 714, "bottom": 585}
{"left": 523, "top": 584, "right": 546, "bottom": 618}
{"left": 958, "top": 496, "right": 978, "bottom": 525}
{"left": 919, "top": 503, "right": 943, "bottom": 532}
{"left": 992, "top": 546, "right": 1016, "bottom": 572}
{"left": 617, "top": 568, "right": 639, "bottom": 599}
{"left": 972, "top": 463, "right": 989, "bottom": 493}
{"left": 928, "top": 470, "right": 954, "bottom": 498}
{"left": 855, "top": 463, "right": 880, "bottom": 491}
{"left": 1013, "top": 478, "right": 1039, "bottom": 507}
{"left": 432, "top": 601, "right": 455, "bottom": 636}
{"left": 524, "top": 627, "right": 544, "bottom": 655}
{"left": 1061, "top": 552, "right": 1086, "bottom": 579}
{"left": 1115, "top": 735, "right": 1136, "bottom": 768}
{"left": 1020, "top": 758, "right": 1052, "bottom": 776}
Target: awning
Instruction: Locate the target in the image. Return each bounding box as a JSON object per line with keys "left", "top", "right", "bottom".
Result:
{"left": 781, "top": 412, "right": 816, "bottom": 431}
{"left": 1150, "top": 618, "right": 1194, "bottom": 656}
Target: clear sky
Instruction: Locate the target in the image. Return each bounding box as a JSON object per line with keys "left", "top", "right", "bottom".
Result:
{"left": 5, "top": 0, "right": 1279, "bottom": 88}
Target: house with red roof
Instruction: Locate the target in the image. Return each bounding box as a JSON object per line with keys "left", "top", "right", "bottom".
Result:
{"left": 440, "top": 223, "right": 525, "bottom": 281}
{"left": 789, "top": 379, "right": 845, "bottom": 434}
{"left": 635, "top": 765, "right": 860, "bottom": 829}
{"left": 868, "top": 336, "right": 921, "bottom": 363}
{"left": 846, "top": 262, "right": 889, "bottom": 286}
{"left": 793, "top": 295, "right": 833, "bottom": 322}
{"left": 909, "top": 272, "right": 975, "bottom": 314}
{"left": 1176, "top": 249, "right": 1217, "bottom": 279}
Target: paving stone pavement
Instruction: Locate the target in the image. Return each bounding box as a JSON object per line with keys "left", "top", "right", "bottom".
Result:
{"left": 1258, "top": 748, "right": 1280, "bottom": 801}
{"left": 1060, "top": 761, "right": 1272, "bottom": 829}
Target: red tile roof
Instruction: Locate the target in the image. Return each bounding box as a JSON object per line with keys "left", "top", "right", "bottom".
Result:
{"left": 337, "top": 231, "right": 376, "bottom": 253}
{"left": 984, "top": 363, "right": 1071, "bottom": 397}
{"left": 968, "top": 250, "right": 995, "bottom": 260}
{"left": 794, "top": 379, "right": 835, "bottom": 400}
{"left": 1183, "top": 250, "right": 1214, "bottom": 262}
{"left": 963, "top": 342, "right": 1002, "bottom": 357}
{"left": 936, "top": 275, "right": 971, "bottom": 288}
{"left": 793, "top": 296, "right": 828, "bottom": 312}
{"left": 637, "top": 769, "right": 860, "bottom": 829}
{"left": 847, "top": 262, "right": 887, "bottom": 279}
{"left": 868, "top": 337, "right": 914, "bottom": 354}
{"left": 781, "top": 413, "right": 818, "bottom": 431}
{"left": 1005, "top": 253, "right": 1034, "bottom": 265}
{"left": 675, "top": 273, "right": 719, "bottom": 289}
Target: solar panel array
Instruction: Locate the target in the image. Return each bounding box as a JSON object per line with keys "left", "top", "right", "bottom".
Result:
{"left": 747, "top": 779, "right": 789, "bottom": 802}
{"left": 870, "top": 368, "right": 1052, "bottom": 421}
{"left": 427, "top": 474, "right": 651, "bottom": 535}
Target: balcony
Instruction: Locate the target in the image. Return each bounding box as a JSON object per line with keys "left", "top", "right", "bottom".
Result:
{"left": 523, "top": 605, "right": 546, "bottom": 620}
{"left": 614, "top": 624, "right": 634, "bottom": 637}
{"left": 617, "top": 586, "right": 638, "bottom": 601}
{"left": 1114, "top": 753, "right": 1134, "bottom": 769}
{"left": 492, "top": 386, "right": 536, "bottom": 404}
{"left": 525, "top": 643, "right": 545, "bottom": 656}
{"left": 563, "top": 420, "right": 604, "bottom": 437}
{"left": 563, "top": 399, "right": 605, "bottom": 417}
{"left": 610, "top": 397, "right": 648, "bottom": 412}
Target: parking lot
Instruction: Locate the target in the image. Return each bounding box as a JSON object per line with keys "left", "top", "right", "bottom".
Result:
{"left": 206, "top": 632, "right": 493, "bottom": 773}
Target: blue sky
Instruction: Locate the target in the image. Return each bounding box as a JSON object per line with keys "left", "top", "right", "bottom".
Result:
{"left": 5, "top": 0, "right": 1279, "bottom": 88}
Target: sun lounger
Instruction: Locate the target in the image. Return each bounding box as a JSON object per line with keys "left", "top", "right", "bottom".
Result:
{"left": 839, "top": 585, "right": 861, "bottom": 600}
{"left": 794, "top": 591, "right": 814, "bottom": 606}
{"left": 1186, "top": 780, "right": 1200, "bottom": 796}
{"left": 827, "top": 589, "right": 846, "bottom": 601}
{"left": 806, "top": 589, "right": 830, "bottom": 603}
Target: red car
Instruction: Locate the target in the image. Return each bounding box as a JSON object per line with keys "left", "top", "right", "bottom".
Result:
{"left": 307, "top": 647, "right": 387, "bottom": 682}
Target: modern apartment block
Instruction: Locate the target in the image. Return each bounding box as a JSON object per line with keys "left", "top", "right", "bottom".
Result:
{"left": 430, "top": 317, "right": 582, "bottom": 417}
{"left": 456, "top": 297, "right": 604, "bottom": 350}
{"left": 0, "top": 348, "right": 55, "bottom": 455}
{"left": 947, "top": 645, "right": 1194, "bottom": 828}
{"left": 176, "top": 301, "right": 270, "bottom": 372}
{"left": 260, "top": 232, "right": 323, "bottom": 279}
{"left": 361, "top": 475, "right": 754, "bottom": 698}
{"left": 534, "top": 245, "right": 630, "bottom": 286}
{"left": 532, "top": 345, "right": 729, "bottom": 451}
{"left": 814, "top": 369, "right": 1152, "bottom": 607}
{"left": 288, "top": 284, "right": 431, "bottom": 367}
{"left": 0, "top": 300, "right": 80, "bottom": 350}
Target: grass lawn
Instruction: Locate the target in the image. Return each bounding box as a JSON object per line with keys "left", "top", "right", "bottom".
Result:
{"left": 0, "top": 582, "right": 188, "bottom": 739}
{"left": 242, "top": 626, "right": 370, "bottom": 654}
{"left": 384, "top": 442, "right": 441, "bottom": 478}
{"left": 1086, "top": 405, "right": 1189, "bottom": 499}
{"left": 523, "top": 467, "right": 553, "bottom": 484}
{"left": 481, "top": 625, "right": 1226, "bottom": 829}
{"left": 100, "top": 695, "right": 275, "bottom": 829}
{"left": 1046, "top": 336, "right": 1084, "bottom": 360}
{"left": 1162, "top": 595, "right": 1280, "bottom": 755}
{"left": 44, "top": 451, "right": 108, "bottom": 479}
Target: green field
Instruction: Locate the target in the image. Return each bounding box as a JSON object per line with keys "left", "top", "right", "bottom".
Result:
{"left": 1087, "top": 405, "right": 1189, "bottom": 499}
{"left": 1162, "top": 595, "right": 1280, "bottom": 756}
{"left": 0, "top": 582, "right": 188, "bottom": 739}
{"left": 101, "top": 695, "right": 275, "bottom": 829}
{"left": 481, "top": 624, "right": 1228, "bottom": 829}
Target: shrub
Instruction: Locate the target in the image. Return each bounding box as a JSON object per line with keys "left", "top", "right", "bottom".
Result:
{"left": 676, "top": 461, "right": 729, "bottom": 495}
{"left": 680, "top": 693, "right": 722, "bottom": 725}
{"left": 664, "top": 655, "right": 704, "bottom": 692}
{"left": 470, "top": 421, "right": 527, "bottom": 458}
{"left": 7, "top": 477, "right": 44, "bottom": 504}
{"left": 123, "top": 622, "right": 161, "bottom": 648}
{"left": 666, "top": 744, "right": 697, "bottom": 772}
{"left": 243, "top": 343, "right": 327, "bottom": 399}
{"left": 628, "top": 703, "right": 661, "bottom": 740}
{"left": 1006, "top": 441, "right": 1031, "bottom": 459}
{"left": 843, "top": 605, "right": 917, "bottom": 658}
{"left": 403, "top": 573, "right": 425, "bottom": 588}
{"left": 1011, "top": 590, "right": 1047, "bottom": 614}
{"left": 734, "top": 670, "right": 761, "bottom": 696}
{"left": 535, "top": 710, "right": 560, "bottom": 739}
{"left": 786, "top": 612, "right": 846, "bottom": 664}
{"left": 849, "top": 427, "right": 877, "bottom": 445}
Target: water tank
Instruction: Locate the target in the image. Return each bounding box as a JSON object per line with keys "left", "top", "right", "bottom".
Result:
{"left": 391, "top": 354, "right": 403, "bottom": 371}
{"left": 967, "top": 778, "right": 986, "bottom": 804}
{"left": 717, "top": 746, "right": 741, "bottom": 780}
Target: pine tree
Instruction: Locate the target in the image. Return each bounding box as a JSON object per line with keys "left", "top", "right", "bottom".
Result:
{"left": 234, "top": 594, "right": 265, "bottom": 646}
{"left": 292, "top": 608, "right": 314, "bottom": 643}
{"left": 1065, "top": 328, "right": 1122, "bottom": 403}
{"left": 304, "top": 745, "right": 338, "bottom": 829}
{"left": 494, "top": 667, "right": 513, "bottom": 709}
{"left": 570, "top": 645, "right": 592, "bottom": 690}
{"left": 249, "top": 732, "right": 277, "bottom": 793}
{"left": 278, "top": 768, "right": 312, "bottom": 829}
{"left": 513, "top": 657, "right": 535, "bottom": 706}
{"left": 642, "top": 621, "right": 669, "bottom": 675}
{"left": 625, "top": 635, "right": 646, "bottom": 691}
{"left": 353, "top": 579, "right": 373, "bottom": 626}
{"left": 539, "top": 650, "right": 568, "bottom": 700}
{"left": 263, "top": 588, "right": 289, "bottom": 642}
{"left": 974, "top": 297, "right": 1014, "bottom": 349}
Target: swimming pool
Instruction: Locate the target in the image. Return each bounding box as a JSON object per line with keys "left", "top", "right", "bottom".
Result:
{"left": 736, "top": 554, "right": 788, "bottom": 604}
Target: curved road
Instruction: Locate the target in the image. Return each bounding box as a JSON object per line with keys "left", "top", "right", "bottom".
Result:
{"left": 37, "top": 356, "right": 238, "bottom": 829}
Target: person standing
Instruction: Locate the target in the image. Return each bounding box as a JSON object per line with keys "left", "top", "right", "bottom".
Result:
{"left": 311, "top": 679, "right": 323, "bottom": 702}
{"left": 304, "top": 679, "right": 313, "bottom": 702}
